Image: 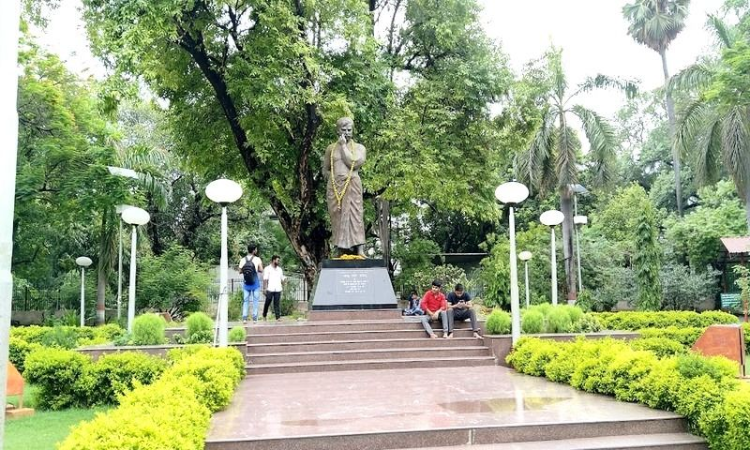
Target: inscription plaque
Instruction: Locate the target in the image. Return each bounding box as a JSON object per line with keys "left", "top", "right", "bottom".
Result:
{"left": 312, "top": 260, "right": 397, "bottom": 310}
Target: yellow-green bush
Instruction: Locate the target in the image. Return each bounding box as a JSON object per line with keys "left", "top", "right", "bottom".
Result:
{"left": 229, "top": 325, "right": 247, "bottom": 343}
{"left": 132, "top": 313, "right": 167, "bottom": 345}
{"left": 638, "top": 326, "right": 704, "bottom": 346}
{"left": 485, "top": 310, "right": 511, "bottom": 334}
{"left": 10, "top": 324, "right": 124, "bottom": 348}
{"left": 593, "top": 311, "right": 737, "bottom": 331}
{"left": 9, "top": 336, "right": 42, "bottom": 373}
{"left": 75, "top": 352, "right": 167, "bottom": 406}
{"left": 24, "top": 347, "right": 92, "bottom": 410}
{"left": 58, "top": 347, "right": 245, "bottom": 450}
{"left": 631, "top": 337, "right": 687, "bottom": 358}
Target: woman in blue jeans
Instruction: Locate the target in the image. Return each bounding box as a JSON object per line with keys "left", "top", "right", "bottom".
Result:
{"left": 237, "top": 243, "right": 263, "bottom": 323}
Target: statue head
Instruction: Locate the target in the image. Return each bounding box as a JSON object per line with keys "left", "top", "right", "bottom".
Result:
{"left": 336, "top": 117, "right": 354, "bottom": 141}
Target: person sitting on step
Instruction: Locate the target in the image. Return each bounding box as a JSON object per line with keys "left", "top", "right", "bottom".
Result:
{"left": 446, "top": 283, "right": 481, "bottom": 339}
{"left": 420, "top": 280, "right": 449, "bottom": 339}
{"left": 402, "top": 291, "right": 424, "bottom": 316}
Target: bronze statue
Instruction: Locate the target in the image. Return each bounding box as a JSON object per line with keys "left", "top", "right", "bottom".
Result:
{"left": 323, "top": 117, "right": 366, "bottom": 257}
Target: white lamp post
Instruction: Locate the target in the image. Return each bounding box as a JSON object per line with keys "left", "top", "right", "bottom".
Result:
{"left": 75, "top": 257, "right": 93, "bottom": 326}
{"left": 495, "top": 181, "right": 529, "bottom": 345}
{"left": 115, "top": 205, "right": 134, "bottom": 322}
{"left": 518, "top": 251, "right": 533, "bottom": 308}
{"left": 205, "top": 178, "right": 243, "bottom": 348}
{"left": 122, "top": 207, "right": 150, "bottom": 333}
{"left": 540, "top": 210, "right": 564, "bottom": 306}
{"left": 574, "top": 215, "right": 588, "bottom": 294}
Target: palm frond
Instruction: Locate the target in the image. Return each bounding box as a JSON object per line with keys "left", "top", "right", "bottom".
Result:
{"left": 676, "top": 97, "right": 710, "bottom": 155}
{"left": 572, "top": 105, "right": 617, "bottom": 187}
{"left": 518, "top": 107, "right": 558, "bottom": 193}
{"left": 571, "top": 75, "right": 638, "bottom": 101}
{"left": 555, "top": 120, "right": 578, "bottom": 189}
{"left": 623, "top": 0, "right": 689, "bottom": 52}
{"left": 706, "top": 14, "right": 735, "bottom": 49}
{"left": 721, "top": 106, "right": 750, "bottom": 198}
{"left": 668, "top": 63, "right": 714, "bottom": 94}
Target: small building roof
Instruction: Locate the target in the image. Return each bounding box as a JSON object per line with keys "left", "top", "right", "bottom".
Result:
{"left": 721, "top": 237, "right": 750, "bottom": 254}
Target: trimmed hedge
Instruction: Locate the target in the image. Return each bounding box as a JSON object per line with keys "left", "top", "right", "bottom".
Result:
{"left": 506, "top": 337, "right": 744, "bottom": 449}
{"left": 23, "top": 347, "right": 167, "bottom": 410}
{"left": 9, "top": 336, "right": 42, "bottom": 373}
{"left": 593, "top": 311, "right": 737, "bottom": 331}
{"left": 10, "top": 324, "right": 125, "bottom": 349}
{"left": 132, "top": 313, "right": 167, "bottom": 345}
{"left": 638, "top": 326, "right": 705, "bottom": 347}
{"left": 485, "top": 310, "right": 511, "bottom": 334}
{"left": 522, "top": 305, "right": 601, "bottom": 334}
{"left": 58, "top": 347, "right": 245, "bottom": 450}
{"left": 186, "top": 312, "right": 214, "bottom": 344}
{"left": 229, "top": 325, "right": 247, "bottom": 343}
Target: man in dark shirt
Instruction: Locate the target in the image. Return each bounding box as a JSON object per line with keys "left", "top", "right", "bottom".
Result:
{"left": 446, "top": 283, "right": 480, "bottom": 339}
{"left": 420, "top": 280, "right": 448, "bottom": 338}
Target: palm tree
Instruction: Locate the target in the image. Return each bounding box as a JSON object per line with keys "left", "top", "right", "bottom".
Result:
{"left": 518, "top": 48, "right": 636, "bottom": 301}
{"left": 670, "top": 16, "right": 750, "bottom": 230}
{"left": 623, "top": 0, "right": 691, "bottom": 216}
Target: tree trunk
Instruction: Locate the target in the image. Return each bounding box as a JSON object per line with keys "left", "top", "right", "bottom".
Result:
{"left": 745, "top": 183, "right": 750, "bottom": 233}
{"left": 661, "top": 49, "right": 683, "bottom": 216}
{"left": 560, "top": 187, "right": 577, "bottom": 302}
{"left": 377, "top": 198, "right": 393, "bottom": 276}
{"left": 95, "top": 211, "right": 108, "bottom": 326}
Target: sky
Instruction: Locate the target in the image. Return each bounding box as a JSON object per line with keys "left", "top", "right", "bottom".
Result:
{"left": 37, "top": 0, "right": 726, "bottom": 118}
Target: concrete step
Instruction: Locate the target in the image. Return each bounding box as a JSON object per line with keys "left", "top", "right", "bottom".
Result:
{"left": 308, "top": 309, "right": 402, "bottom": 321}
{"left": 248, "top": 328, "right": 478, "bottom": 344}
{"left": 246, "top": 337, "right": 485, "bottom": 354}
{"left": 245, "top": 355, "right": 496, "bottom": 375}
{"left": 388, "top": 433, "right": 707, "bottom": 450}
{"left": 248, "top": 346, "right": 492, "bottom": 364}
{"left": 205, "top": 417, "right": 692, "bottom": 450}
{"left": 246, "top": 319, "right": 480, "bottom": 335}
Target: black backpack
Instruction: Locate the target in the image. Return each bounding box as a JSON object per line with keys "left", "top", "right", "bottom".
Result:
{"left": 242, "top": 257, "right": 258, "bottom": 285}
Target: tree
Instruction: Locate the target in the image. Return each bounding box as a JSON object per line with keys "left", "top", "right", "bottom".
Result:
{"left": 634, "top": 203, "right": 662, "bottom": 310}
{"left": 81, "top": 0, "right": 511, "bottom": 289}
{"left": 517, "top": 47, "right": 635, "bottom": 301}
{"left": 670, "top": 15, "right": 750, "bottom": 230}
{"left": 623, "top": 0, "right": 691, "bottom": 215}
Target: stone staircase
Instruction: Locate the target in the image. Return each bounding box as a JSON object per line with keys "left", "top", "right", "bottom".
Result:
{"left": 244, "top": 317, "right": 496, "bottom": 375}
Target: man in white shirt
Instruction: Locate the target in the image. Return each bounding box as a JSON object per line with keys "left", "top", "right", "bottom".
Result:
{"left": 262, "top": 255, "right": 286, "bottom": 321}
{"left": 237, "top": 243, "right": 263, "bottom": 323}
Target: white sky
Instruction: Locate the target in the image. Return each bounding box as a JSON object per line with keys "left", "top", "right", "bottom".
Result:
{"left": 38, "top": 0, "right": 726, "bottom": 118}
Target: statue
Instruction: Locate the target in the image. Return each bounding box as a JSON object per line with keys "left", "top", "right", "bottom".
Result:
{"left": 323, "top": 117, "right": 366, "bottom": 257}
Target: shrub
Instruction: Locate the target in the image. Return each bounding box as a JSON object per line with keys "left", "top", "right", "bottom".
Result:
{"left": 573, "top": 314, "right": 602, "bottom": 333}
{"left": 131, "top": 314, "right": 167, "bottom": 345}
{"left": 744, "top": 322, "right": 750, "bottom": 348}
{"left": 485, "top": 310, "right": 511, "bottom": 335}
{"left": 186, "top": 312, "right": 214, "bottom": 338}
{"left": 229, "top": 325, "right": 247, "bottom": 343}
{"left": 675, "top": 353, "right": 739, "bottom": 381}
{"left": 546, "top": 307, "right": 572, "bottom": 333}
{"left": 631, "top": 338, "right": 687, "bottom": 358}
{"left": 521, "top": 310, "right": 545, "bottom": 334}
{"left": 187, "top": 330, "right": 214, "bottom": 344}
{"left": 76, "top": 352, "right": 167, "bottom": 406}
{"left": 561, "top": 304, "right": 584, "bottom": 324}
{"left": 592, "top": 311, "right": 737, "bottom": 331}
{"left": 24, "top": 347, "right": 92, "bottom": 410}
{"left": 93, "top": 324, "right": 125, "bottom": 342}
{"left": 8, "top": 337, "right": 42, "bottom": 373}
{"left": 40, "top": 326, "right": 79, "bottom": 349}
{"left": 702, "top": 384, "right": 750, "bottom": 449}
{"left": 638, "top": 326, "right": 704, "bottom": 347}
{"left": 58, "top": 347, "right": 245, "bottom": 450}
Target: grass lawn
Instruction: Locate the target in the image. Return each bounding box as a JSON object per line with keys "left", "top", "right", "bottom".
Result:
{"left": 5, "top": 386, "right": 109, "bottom": 450}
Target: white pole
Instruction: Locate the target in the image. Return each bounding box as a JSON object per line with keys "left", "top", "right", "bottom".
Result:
{"left": 508, "top": 206, "right": 521, "bottom": 345}
{"left": 0, "top": 0, "right": 22, "bottom": 445}
{"left": 80, "top": 268, "right": 86, "bottom": 327}
{"left": 550, "top": 227, "right": 558, "bottom": 306}
{"left": 576, "top": 224, "right": 583, "bottom": 293}
{"left": 524, "top": 261, "right": 530, "bottom": 308}
{"left": 219, "top": 206, "right": 229, "bottom": 347}
{"left": 127, "top": 225, "right": 137, "bottom": 333}
{"left": 117, "top": 217, "right": 123, "bottom": 320}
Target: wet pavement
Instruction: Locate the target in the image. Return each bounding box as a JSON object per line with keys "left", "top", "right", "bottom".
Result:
{"left": 207, "top": 365, "right": 679, "bottom": 440}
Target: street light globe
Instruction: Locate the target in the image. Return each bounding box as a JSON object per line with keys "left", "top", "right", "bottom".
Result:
{"left": 206, "top": 178, "right": 243, "bottom": 205}
{"left": 574, "top": 215, "right": 588, "bottom": 225}
{"left": 540, "top": 210, "right": 564, "bottom": 226}
{"left": 494, "top": 181, "right": 529, "bottom": 205}
{"left": 76, "top": 256, "right": 93, "bottom": 268}
{"left": 122, "top": 207, "right": 150, "bottom": 226}
{"left": 518, "top": 251, "right": 532, "bottom": 261}
{"left": 367, "top": 248, "right": 375, "bottom": 256}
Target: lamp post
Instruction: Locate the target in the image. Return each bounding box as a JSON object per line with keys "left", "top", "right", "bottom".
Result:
{"left": 574, "top": 215, "right": 588, "bottom": 294}
{"left": 75, "top": 257, "right": 93, "bottom": 327}
{"left": 206, "top": 178, "right": 243, "bottom": 348}
{"left": 122, "top": 207, "right": 150, "bottom": 333}
{"left": 540, "top": 210, "right": 564, "bottom": 306}
{"left": 115, "top": 205, "right": 134, "bottom": 322}
{"left": 518, "top": 251, "right": 532, "bottom": 308}
{"left": 495, "top": 181, "right": 529, "bottom": 345}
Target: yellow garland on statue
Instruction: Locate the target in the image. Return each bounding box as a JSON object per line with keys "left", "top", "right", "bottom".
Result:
{"left": 331, "top": 141, "right": 356, "bottom": 210}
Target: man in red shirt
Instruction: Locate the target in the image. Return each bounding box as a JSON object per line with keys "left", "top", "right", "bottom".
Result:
{"left": 420, "top": 280, "right": 448, "bottom": 338}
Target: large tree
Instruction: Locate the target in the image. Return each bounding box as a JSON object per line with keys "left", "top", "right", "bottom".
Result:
{"left": 623, "top": 0, "right": 690, "bottom": 215}
{"left": 81, "top": 0, "right": 511, "bottom": 287}
{"left": 518, "top": 48, "right": 635, "bottom": 301}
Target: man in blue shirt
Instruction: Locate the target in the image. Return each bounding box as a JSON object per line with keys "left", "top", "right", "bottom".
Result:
{"left": 237, "top": 243, "right": 264, "bottom": 323}
{"left": 446, "top": 284, "right": 480, "bottom": 339}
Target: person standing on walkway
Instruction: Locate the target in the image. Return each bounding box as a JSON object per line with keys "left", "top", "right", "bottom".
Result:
{"left": 420, "top": 280, "right": 448, "bottom": 339}
{"left": 238, "top": 243, "right": 263, "bottom": 323}
{"left": 262, "top": 255, "right": 286, "bottom": 321}
{"left": 446, "top": 283, "right": 481, "bottom": 339}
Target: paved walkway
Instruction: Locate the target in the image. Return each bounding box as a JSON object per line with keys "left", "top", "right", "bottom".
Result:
{"left": 208, "top": 365, "right": 679, "bottom": 441}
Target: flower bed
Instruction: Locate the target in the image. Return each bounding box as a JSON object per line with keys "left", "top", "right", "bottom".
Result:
{"left": 507, "top": 337, "right": 747, "bottom": 449}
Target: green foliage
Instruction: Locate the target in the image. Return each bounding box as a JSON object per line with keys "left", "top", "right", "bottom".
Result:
{"left": 393, "top": 239, "right": 440, "bottom": 292}
{"left": 185, "top": 312, "right": 214, "bottom": 342}
{"left": 8, "top": 337, "right": 42, "bottom": 373}
{"left": 638, "top": 326, "right": 705, "bottom": 346}
{"left": 702, "top": 384, "right": 750, "bottom": 450}
{"left": 593, "top": 311, "right": 737, "bottom": 330}
{"left": 408, "top": 264, "right": 470, "bottom": 297}
{"left": 675, "top": 353, "right": 739, "bottom": 381}
{"left": 661, "top": 263, "right": 719, "bottom": 310}
{"left": 76, "top": 352, "right": 167, "bottom": 406}
{"left": 131, "top": 314, "right": 167, "bottom": 346}
{"left": 229, "top": 326, "right": 247, "bottom": 343}
{"left": 631, "top": 337, "right": 687, "bottom": 358}
{"left": 521, "top": 310, "right": 545, "bottom": 334}
{"left": 137, "top": 244, "right": 211, "bottom": 314}
{"left": 484, "top": 310, "right": 511, "bottom": 335}
{"left": 546, "top": 307, "right": 573, "bottom": 333}
{"left": 633, "top": 190, "right": 661, "bottom": 310}
{"left": 24, "top": 348, "right": 92, "bottom": 410}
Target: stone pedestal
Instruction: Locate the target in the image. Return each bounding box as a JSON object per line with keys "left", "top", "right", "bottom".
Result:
{"left": 311, "top": 259, "right": 397, "bottom": 311}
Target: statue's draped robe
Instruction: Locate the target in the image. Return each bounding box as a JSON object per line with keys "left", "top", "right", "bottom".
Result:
{"left": 324, "top": 141, "right": 366, "bottom": 250}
